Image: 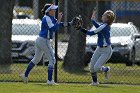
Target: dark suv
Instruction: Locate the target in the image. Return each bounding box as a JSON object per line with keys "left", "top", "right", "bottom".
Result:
{"left": 85, "top": 22, "right": 140, "bottom": 66}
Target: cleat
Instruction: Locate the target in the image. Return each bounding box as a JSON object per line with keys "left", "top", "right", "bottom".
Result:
{"left": 19, "top": 74, "right": 28, "bottom": 84}
{"left": 47, "top": 80, "right": 58, "bottom": 85}
{"left": 89, "top": 82, "right": 99, "bottom": 86}
{"left": 104, "top": 66, "right": 110, "bottom": 80}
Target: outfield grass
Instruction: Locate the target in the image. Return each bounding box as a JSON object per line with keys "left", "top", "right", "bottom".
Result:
{"left": 0, "top": 82, "right": 139, "bottom": 93}
{"left": 0, "top": 62, "right": 140, "bottom": 84}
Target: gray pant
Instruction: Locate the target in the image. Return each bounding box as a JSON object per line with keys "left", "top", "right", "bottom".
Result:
{"left": 89, "top": 46, "right": 112, "bottom": 73}
{"left": 31, "top": 37, "right": 55, "bottom": 68}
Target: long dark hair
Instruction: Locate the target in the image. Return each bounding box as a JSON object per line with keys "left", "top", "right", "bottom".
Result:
{"left": 41, "top": 4, "right": 51, "bottom": 15}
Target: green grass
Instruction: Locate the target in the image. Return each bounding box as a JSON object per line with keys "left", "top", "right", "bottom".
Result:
{"left": 0, "top": 82, "right": 139, "bottom": 93}
{"left": 0, "top": 62, "right": 140, "bottom": 84}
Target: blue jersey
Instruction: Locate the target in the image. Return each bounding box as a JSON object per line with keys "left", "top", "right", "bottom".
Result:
{"left": 39, "top": 14, "right": 63, "bottom": 39}
{"left": 81, "top": 20, "right": 111, "bottom": 46}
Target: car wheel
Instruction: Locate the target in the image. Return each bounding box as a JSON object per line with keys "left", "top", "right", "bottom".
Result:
{"left": 126, "top": 50, "right": 135, "bottom": 66}
{"left": 126, "top": 60, "right": 133, "bottom": 66}
{"left": 136, "top": 62, "right": 140, "bottom": 66}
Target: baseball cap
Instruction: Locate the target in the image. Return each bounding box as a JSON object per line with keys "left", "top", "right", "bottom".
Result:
{"left": 50, "top": 5, "right": 58, "bottom": 10}
{"left": 45, "top": 4, "right": 58, "bottom": 13}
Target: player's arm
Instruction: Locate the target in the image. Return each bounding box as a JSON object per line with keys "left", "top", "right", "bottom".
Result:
{"left": 49, "top": 21, "right": 72, "bottom": 32}
{"left": 80, "top": 28, "right": 96, "bottom": 35}
{"left": 59, "top": 22, "right": 73, "bottom": 27}
{"left": 80, "top": 24, "right": 107, "bottom": 36}
{"left": 48, "top": 23, "right": 59, "bottom": 31}
{"left": 60, "top": 16, "right": 83, "bottom": 27}
{"left": 91, "top": 20, "right": 100, "bottom": 28}
{"left": 49, "top": 22, "right": 62, "bottom": 32}
{"left": 49, "top": 12, "right": 63, "bottom": 32}
{"left": 91, "top": 11, "right": 100, "bottom": 28}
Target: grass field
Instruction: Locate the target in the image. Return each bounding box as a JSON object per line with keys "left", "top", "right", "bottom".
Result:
{"left": 0, "top": 82, "right": 139, "bottom": 93}
{"left": 0, "top": 62, "right": 139, "bottom": 84}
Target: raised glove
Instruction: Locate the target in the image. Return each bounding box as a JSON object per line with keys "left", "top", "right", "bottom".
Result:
{"left": 71, "top": 15, "right": 83, "bottom": 30}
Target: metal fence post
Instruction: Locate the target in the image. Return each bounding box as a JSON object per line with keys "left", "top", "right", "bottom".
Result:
{"left": 33, "top": 0, "right": 39, "bottom": 19}
{"left": 54, "top": 0, "right": 58, "bottom": 83}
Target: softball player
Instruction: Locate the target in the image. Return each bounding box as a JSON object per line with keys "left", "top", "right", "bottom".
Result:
{"left": 80, "top": 10, "right": 115, "bottom": 85}
{"left": 20, "top": 3, "right": 72, "bottom": 85}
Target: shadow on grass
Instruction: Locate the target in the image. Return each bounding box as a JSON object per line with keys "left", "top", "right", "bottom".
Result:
{"left": 61, "top": 66, "right": 90, "bottom": 75}
{"left": 33, "top": 83, "right": 59, "bottom": 87}
{"left": 96, "top": 84, "right": 114, "bottom": 88}
{"left": 33, "top": 83, "right": 114, "bottom": 89}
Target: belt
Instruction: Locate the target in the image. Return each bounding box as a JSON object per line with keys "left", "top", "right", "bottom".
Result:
{"left": 99, "top": 46, "right": 108, "bottom": 48}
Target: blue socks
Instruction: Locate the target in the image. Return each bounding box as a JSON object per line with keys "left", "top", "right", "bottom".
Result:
{"left": 48, "top": 66, "right": 54, "bottom": 81}
{"left": 24, "top": 61, "right": 54, "bottom": 81}
{"left": 25, "top": 61, "right": 35, "bottom": 77}
{"left": 91, "top": 72, "right": 97, "bottom": 83}
{"left": 102, "top": 66, "right": 109, "bottom": 72}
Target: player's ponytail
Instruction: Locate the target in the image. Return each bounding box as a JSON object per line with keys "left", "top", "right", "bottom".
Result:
{"left": 41, "top": 3, "right": 51, "bottom": 15}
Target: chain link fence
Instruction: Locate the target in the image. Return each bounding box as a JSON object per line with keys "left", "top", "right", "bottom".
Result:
{"left": 57, "top": 0, "right": 140, "bottom": 85}
{"left": 0, "top": 0, "right": 140, "bottom": 85}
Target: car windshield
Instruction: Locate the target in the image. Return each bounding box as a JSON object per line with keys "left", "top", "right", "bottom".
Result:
{"left": 111, "top": 26, "right": 135, "bottom": 36}
{"left": 12, "top": 23, "right": 40, "bottom": 35}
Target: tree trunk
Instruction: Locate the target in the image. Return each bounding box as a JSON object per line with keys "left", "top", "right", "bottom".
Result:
{"left": 63, "top": 0, "right": 96, "bottom": 72}
{"left": 0, "top": 0, "right": 15, "bottom": 66}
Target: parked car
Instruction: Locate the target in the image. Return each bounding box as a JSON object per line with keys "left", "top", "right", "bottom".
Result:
{"left": 15, "top": 12, "right": 33, "bottom": 19}
{"left": 13, "top": 6, "right": 34, "bottom": 19}
{"left": 12, "top": 19, "right": 48, "bottom": 65}
{"left": 85, "top": 22, "right": 140, "bottom": 66}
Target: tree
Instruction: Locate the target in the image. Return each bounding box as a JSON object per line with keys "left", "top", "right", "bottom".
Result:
{"left": 0, "top": 0, "right": 15, "bottom": 66}
{"left": 63, "top": 0, "right": 96, "bottom": 72}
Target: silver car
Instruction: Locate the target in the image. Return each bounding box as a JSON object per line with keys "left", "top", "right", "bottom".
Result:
{"left": 12, "top": 19, "right": 48, "bottom": 65}
{"left": 85, "top": 22, "right": 140, "bottom": 66}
